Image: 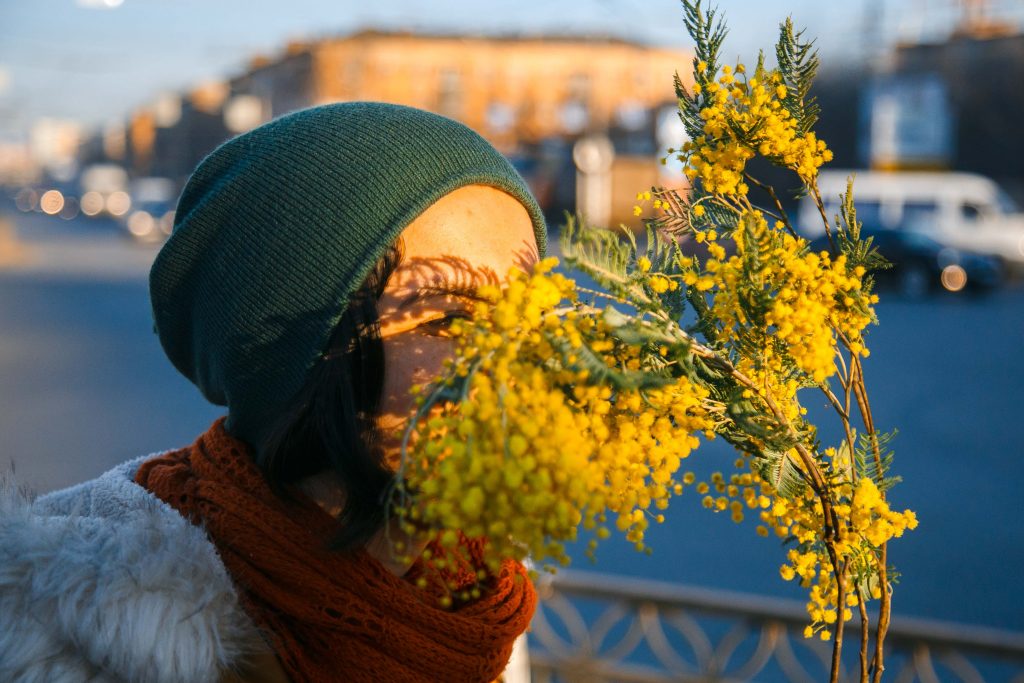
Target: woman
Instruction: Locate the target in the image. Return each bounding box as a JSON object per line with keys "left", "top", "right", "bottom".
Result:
{"left": 0, "top": 102, "right": 546, "bottom": 682}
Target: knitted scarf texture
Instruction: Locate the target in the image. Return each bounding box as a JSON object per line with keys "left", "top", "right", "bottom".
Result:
{"left": 135, "top": 418, "right": 536, "bottom": 682}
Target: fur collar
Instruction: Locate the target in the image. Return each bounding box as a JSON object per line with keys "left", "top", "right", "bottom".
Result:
{"left": 0, "top": 456, "right": 260, "bottom": 683}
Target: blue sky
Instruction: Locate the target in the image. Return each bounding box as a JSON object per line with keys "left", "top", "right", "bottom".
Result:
{"left": 1, "top": 0, "right": 1021, "bottom": 139}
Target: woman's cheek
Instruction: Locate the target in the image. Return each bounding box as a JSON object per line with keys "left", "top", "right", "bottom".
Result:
{"left": 376, "top": 334, "right": 457, "bottom": 450}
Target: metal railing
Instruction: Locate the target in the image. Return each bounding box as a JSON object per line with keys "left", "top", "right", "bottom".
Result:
{"left": 528, "top": 570, "right": 1024, "bottom": 683}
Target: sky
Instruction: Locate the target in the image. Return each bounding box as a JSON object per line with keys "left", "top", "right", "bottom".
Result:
{"left": 1, "top": 0, "right": 1022, "bottom": 140}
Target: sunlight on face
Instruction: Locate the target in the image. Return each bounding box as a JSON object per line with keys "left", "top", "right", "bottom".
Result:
{"left": 375, "top": 184, "right": 540, "bottom": 463}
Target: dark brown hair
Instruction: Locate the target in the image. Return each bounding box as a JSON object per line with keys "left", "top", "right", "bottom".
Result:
{"left": 255, "top": 241, "right": 404, "bottom": 551}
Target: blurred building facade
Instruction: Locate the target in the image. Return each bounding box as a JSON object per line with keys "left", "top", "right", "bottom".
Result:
{"left": 109, "top": 30, "right": 691, "bottom": 226}
{"left": 233, "top": 31, "right": 684, "bottom": 150}
{"left": 29, "top": 119, "right": 82, "bottom": 179}
{"left": 886, "top": 28, "right": 1024, "bottom": 199}
{"left": 801, "top": 25, "right": 1024, "bottom": 216}
{"left": 813, "top": 9, "right": 1024, "bottom": 206}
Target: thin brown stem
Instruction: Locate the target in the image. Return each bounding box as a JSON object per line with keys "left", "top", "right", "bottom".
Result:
{"left": 844, "top": 372, "right": 854, "bottom": 429}
{"left": 820, "top": 384, "right": 848, "bottom": 421}
{"left": 835, "top": 344, "right": 850, "bottom": 384}
{"left": 859, "top": 593, "right": 870, "bottom": 683}
{"left": 830, "top": 558, "right": 848, "bottom": 683}
{"left": 872, "top": 544, "right": 891, "bottom": 683}
{"left": 848, "top": 353, "right": 891, "bottom": 683}
{"left": 810, "top": 184, "right": 837, "bottom": 252}
{"left": 824, "top": 384, "right": 859, "bottom": 486}
{"left": 744, "top": 173, "right": 799, "bottom": 239}
{"left": 834, "top": 357, "right": 858, "bottom": 485}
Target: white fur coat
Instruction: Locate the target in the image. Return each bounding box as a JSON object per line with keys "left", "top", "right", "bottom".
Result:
{"left": 0, "top": 456, "right": 260, "bottom": 683}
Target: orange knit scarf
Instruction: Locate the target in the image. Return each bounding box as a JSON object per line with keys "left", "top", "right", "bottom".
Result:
{"left": 135, "top": 418, "right": 536, "bottom": 683}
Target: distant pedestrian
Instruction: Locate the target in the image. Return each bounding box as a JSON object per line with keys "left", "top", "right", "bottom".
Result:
{"left": 1, "top": 102, "right": 545, "bottom": 682}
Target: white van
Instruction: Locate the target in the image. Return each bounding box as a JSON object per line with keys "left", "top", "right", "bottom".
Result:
{"left": 799, "top": 170, "right": 1024, "bottom": 269}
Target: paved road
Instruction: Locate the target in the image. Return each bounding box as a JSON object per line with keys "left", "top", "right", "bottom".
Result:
{"left": 0, "top": 209, "right": 223, "bottom": 490}
{"left": 2, "top": 206, "right": 1023, "bottom": 632}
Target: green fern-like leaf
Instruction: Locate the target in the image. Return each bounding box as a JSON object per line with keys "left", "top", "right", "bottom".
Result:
{"left": 560, "top": 214, "right": 634, "bottom": 291}
{"left": 682, "top": 0, "right": 727, "bottom": 85}
{"left": 755, "top": 449, "right": 808, "bottom": 499}
{"left": 602, "top": 306, "right": 677, "bottom": 347}
{"left": 722, "top": 390, "right": 799, "bottom": 454}
{"left": 775, "top": 17, "right": 820, "bottom": 135}
{"left": 677, "top": 1, "right": 728, "bottom": 143}
{"left": 650, "top": 188, "right": 691, "bottom": 237}
{"left": 834, "top": 178, "right": 890, "bottom": 275}
{"left": 855, "top": 429, "right": 901, "bottom": 492}
{"left": 674, "top": 71, "right": 706, "bottom": 143}
{"left": 544, "top": 330, "right": 671, "bottom": 392}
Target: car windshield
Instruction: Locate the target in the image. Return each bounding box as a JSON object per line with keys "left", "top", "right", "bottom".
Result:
{"left": 900, "top": 231, "right": 941, "bottom": 251}
{"left": 899, "top": 201, "right": 939, "bottom": 230}
{"left": 863, "top": 230, "right": 939, "bottom": 252}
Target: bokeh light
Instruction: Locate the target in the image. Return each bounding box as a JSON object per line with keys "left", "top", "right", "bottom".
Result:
{"left": 80, "top": 191, "right": 105, "bottom": 216}
{"left": 105, "top": 190, "right": 131, "bottom": 217}
{"left": 941, "top": 264, "right": 968, "bottom": 292}
{"left": 127, "top": 210, "right": 155, "bottom": 238}
{"left": 59, "top": 196, "right": 80, "bottom": 220}
{"left": 14, "top": 189, "right": 38, "bottom": 212}
{"left": 39, "top": 190, "right": 65, "bottom": 216}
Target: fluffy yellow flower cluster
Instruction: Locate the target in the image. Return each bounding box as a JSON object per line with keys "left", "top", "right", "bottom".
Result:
{"left": 682, "top": 63, "right": 833, "bottom": 193}
{"left": 768, "top": 473, "right": 918, "bottom": 637}
{"left": 633, "top": 190, "right": 671, "bottom": 217}
{"left": 703, "top": 210, "right": 876, "bottom": 382}
{"left": 685, "top": 450, "right": 917, "bottom": 638}
{"left": 396, "top": 258, "right": 712, "bottom": 578}
{"left": 685, "top": 460, "right": 773, "bottom": 524}
{"left": 627, "top": 204, "right": 907, "bottom": 639}
{"left": 667, "top": 4, "right": 913, "bottom": 672}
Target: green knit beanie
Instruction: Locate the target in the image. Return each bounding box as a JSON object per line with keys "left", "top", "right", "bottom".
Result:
{"left": 150, "top": 102, "right": 547, "bottom": 450}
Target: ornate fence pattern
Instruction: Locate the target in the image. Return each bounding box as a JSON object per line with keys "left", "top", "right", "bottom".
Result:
{"left": 528, "top": 570, "right": 1024, "bottom": 682}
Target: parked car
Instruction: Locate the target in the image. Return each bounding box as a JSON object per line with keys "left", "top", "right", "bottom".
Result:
{"left": 799, "top": 170, "right": 1024, "bottom": 276}
{"left": 809, "top": 229, "right": 1002, "bottom": 297}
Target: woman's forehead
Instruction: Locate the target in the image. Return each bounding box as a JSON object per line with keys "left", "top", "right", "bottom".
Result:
{"left": 388, "top": 185, "right": 539, "bottom": 290}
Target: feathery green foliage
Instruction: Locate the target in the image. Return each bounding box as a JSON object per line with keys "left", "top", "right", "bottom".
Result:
{"left": 756, "top": 449, "right": 808, "bottom": 499}
{"left": 775, "top": 17, "right": 821, "bottom": 135}
{"left": 835, "top": 178, "right": 890, "bottom": 274}
{"left": 560, "top": 214, "right": 634, "bottom": 290}
{"left": 676, "top": 0, "right": 728, "bottom": 141}
{"left": 856, "top": 429, "right": 901, "bottom": 492}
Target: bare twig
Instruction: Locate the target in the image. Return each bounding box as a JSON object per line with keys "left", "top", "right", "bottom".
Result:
{"left": 744, "top": 172, "right": 800, "bottom": 239}
{"left": 830, "top": 557, "right": 849, "bottom": 683}
{"left": 820, "top": 383, "right": 849, "bottom": 422}
{"left": 859, "top": 593, "right": 870, "bottom": 683}
{"left": 810, "top": 184, "right": 837, "bottom": 252}
{"left": 848, "top": 353, "right": 891, "bottom": 683}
